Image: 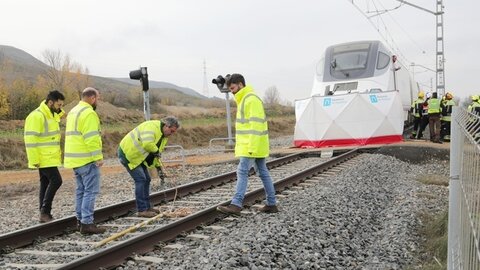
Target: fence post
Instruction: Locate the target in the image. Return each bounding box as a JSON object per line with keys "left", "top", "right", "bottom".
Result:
{"left": 448, "top": 106, "right": 462, "bottom": 270}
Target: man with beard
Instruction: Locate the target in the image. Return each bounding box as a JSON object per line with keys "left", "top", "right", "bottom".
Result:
{"left": 24, "top": 90, "right": 65, "bottom": 223}
{"left": 64, "top": 87, "right": 106, "bottom": 234}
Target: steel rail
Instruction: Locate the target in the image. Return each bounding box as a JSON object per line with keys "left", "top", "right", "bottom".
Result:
{"left": 0, "top": 152, "right": 305, "bottom": 252}
{"left": 58, "top": 149, "right": 360, "bottom": 269}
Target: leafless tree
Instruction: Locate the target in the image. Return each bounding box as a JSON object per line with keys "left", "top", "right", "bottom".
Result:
{"left": 264, "top": 85, "right": 281, "bottom": 106}
{"left": 42, "top": 49, "right": 90, "bottom": 98}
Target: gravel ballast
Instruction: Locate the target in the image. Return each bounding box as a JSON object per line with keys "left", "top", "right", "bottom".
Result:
{"left": 120, "top": 153, "right": 449, "bottom": 270}
{"left": 0, "top": 138, "right": 449, "bottom": 269}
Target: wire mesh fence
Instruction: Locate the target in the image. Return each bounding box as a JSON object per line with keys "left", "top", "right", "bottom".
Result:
{"left": 449, "top": 106, "right": 480, "bottom": 270}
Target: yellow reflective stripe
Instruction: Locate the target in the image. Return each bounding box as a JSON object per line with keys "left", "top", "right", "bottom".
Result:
{"left": 236, "top": 130, "right": 268, "bottom": 135}
{"left": 142, "top": 136, "right": 155, "bottom": 142}
{"left": 236, "top": 117, "right": 266, "bottom": 124}
{"left": 74, "top": 106, "right": 89, "bottom": 131}
{"left": 237, "top": 93, "right": 266, "bottom": 123}
{"left": 25, "top": 109, "right": 60, "bottom": 137}
{"left": 64, "top": 150, "right": 102, "bottom": 158}
{"left": 36, "top": 109, "right": 49, "bottom": 134}
{"left": 24, "top": 130, "right": 60, "bottom": 137}
{"left": 83, "top": 131, "right": 100, "bottom": 139}
{"left": 129, "top": 131, "right": 148, "bottom": 157}
{"left": 25, "top": 142, "right": 60, "bottom": 147}
{"left": 140, "top": 131, "right": 155, "bottom": 136}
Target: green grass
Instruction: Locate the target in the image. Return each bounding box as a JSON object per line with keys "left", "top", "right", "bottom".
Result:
{"left": 0, "top": 128, "right": 24, "bottom": 139}
{"left": 408, "top": 211, "right": 448, "bottom": 270}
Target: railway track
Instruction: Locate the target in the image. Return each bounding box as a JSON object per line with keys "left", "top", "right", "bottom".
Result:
{"left": 0, "top": 148, "right": 371, "bottom": 269}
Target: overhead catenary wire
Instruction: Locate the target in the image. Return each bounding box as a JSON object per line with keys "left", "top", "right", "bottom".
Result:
{"left": 374, "top": 0, "right": 435, "bottom": 67}
{"left": 348, "top": 0, "right": 435, "bottom": 71}
{"left": 348, "top": 0, "right": 410, "bottom": 65}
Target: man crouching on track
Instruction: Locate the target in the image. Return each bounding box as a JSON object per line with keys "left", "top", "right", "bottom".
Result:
{"left": 216, "top": 73, "right": 278, "bottom": 215}
{"left": 118, "top": 116, "right": 180, "bottom": 218}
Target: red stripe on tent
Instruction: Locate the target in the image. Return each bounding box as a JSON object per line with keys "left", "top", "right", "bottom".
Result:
{"left": 294, "top": 135, "right": 403, "bottom": 148}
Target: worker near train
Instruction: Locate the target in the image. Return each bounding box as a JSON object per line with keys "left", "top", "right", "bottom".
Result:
{"left": 118, "top": 116, "right": 180, "bottom": 218}
{"left": 467, "top": 95, "right": 480, "bottom": 113}
{"left": 440, "top": 92, "right": 456, "bottom": 141}
{"left": 417, "top": 95, "right": 430, "bottom": 140}
{"left": 64, "top": 87, "right": 106, "bottom": 234}
{"left": 216, "top": 73, "right": 278, "bottom": 215}
{"left": 409, "top": 91, "right": 425, "bottom": 139}
{"left": 24, "top": 90, "right": 65, "bottom": 223}
{"left": 426, "top": 92, "right": 442, "bottom": 143}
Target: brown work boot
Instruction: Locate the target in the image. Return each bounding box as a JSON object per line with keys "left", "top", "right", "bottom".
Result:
{"left": 39, "top": 213, "right": 53, "bottom": 223}
{"left": 80, "top": 223, "right": 106, "bottom": 235}
{"left": 216, "top": 204, "right": 242, "bottom": 216}
{"left": 258, "top": 205, "right": 279, "bottom": 213}
{"left": 137, "top": 210, "right": 157, "bottom": 218}
{"left": 148, "top": 207, "right": 160, "bottom": 214}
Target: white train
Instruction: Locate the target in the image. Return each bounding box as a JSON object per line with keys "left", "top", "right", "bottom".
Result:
{"left": 294, "top": 40, "right": 418, "bottom": 148}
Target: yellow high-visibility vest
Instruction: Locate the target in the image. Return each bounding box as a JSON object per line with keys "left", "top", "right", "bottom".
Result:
{"left": 24, "top": 101, "right": 64, "bottom": 169}
{"left": 441, "top": 99, "right": 456, "bottom": 122}
{"left": 233, "top": 85, "right": 269, "bottom": 158}
{"left": 427, "top": 98, "right": 441, "bottom": 114}
{"left": 64, "top": 101, "right": 103, "bottom": 168}
{"left": 119, "top": 120, "right": 168, "bottom": 170}
{"left": 411, "top": 98, "right": 424, "bottom": 117}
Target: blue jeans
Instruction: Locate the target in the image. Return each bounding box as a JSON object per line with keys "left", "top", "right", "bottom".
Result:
{"left": 74, "top": 162, "right": 100, "bottom": 224}
{"left": 231, "top": 157, "right": 276, "bottom": 207}
{"left": 118, "top": 148, "right": 152, "bottom": 212}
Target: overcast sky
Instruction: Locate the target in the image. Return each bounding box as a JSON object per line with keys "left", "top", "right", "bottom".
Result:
{"left": 1, "top": 0, "right": 478, "bottom": 103}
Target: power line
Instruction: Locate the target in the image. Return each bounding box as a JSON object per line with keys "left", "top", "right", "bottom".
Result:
{"left": 348, "top": 0, "right": 411, "bottom": 65}
{"left": 374, "top": 0, "right": 434, "bottom": 62}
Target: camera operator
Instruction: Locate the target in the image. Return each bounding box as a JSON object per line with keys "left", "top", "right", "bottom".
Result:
{"left": 216, "top": 73, "right": 278, "bottom": 215}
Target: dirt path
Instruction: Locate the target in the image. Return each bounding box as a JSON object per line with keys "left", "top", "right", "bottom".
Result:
{"left": 0, "top": 140, "right": 447, "bottom": 187}
{"left": 0, "top": 151, "right": 241, "bottom": 187}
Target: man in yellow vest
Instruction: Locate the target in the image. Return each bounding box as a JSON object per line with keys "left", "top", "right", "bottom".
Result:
{"left": 24, "top": 90, "right": 65, "bottom": 223}
{"left": 409, "top": 91, "right": 425, "bottom": 139}
{"left": 426, "top": 92, "right": 442, "bottom": 143}
{"left": 118, "top": 116, "right": 180, "bottom": 218}
{"left": 217, "top": 74, "right": 278, "bottom": 215}
{"left": 440, "top": 92, "right": 456, "bottom": 141}
{"left": 64, "top": 87, "right": 105, "bottom": 234}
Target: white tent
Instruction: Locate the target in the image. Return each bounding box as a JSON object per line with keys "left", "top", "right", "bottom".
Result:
{"left": 294, "top": 91, "right": 405, "bottom": 148}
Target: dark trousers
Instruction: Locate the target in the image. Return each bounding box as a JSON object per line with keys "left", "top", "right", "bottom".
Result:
{"left": 418, "top": 115, "right": 429, "bottom": 138}
{"left": 441, "top": 120, "right": 451, "bottom": 140}
{"left": 411, "top": 117, "right": 421, "bottom": 136}
{"left": 428, "top": 113, "right": 441, "bottom": 142}
{"left": 39, "top": 167, "right": 63, "bottom": 214}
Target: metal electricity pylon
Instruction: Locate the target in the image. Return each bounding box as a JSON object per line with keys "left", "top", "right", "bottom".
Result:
{"left": 396, "top": 0, "right": 445, "bottom": 95}
{"left": 202, "top": 59, "right": 209, "bottom": 97}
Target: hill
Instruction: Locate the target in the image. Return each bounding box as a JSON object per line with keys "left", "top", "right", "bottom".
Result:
{"left": 111, "top": 77, "right": 206, "bottom": 99}
{"left": 0, "top": 45, "right": 206, "bottom": 100}
{"left": 0, "top": 45, "right": 48, "bottom": 82}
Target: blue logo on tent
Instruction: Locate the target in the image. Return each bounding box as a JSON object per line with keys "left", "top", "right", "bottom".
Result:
{"left": 323, "top": 98, "right": 331, "bottom": 107}
{"left": 369, "top": 95, "right": 378, "bottom": 103}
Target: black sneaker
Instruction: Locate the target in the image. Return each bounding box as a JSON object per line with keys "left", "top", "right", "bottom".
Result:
{"left": 217, "top": 204, "right": 242, "bottom": 216}
{"left": 258, "top": 205, "right": 279, "bottom": 213}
